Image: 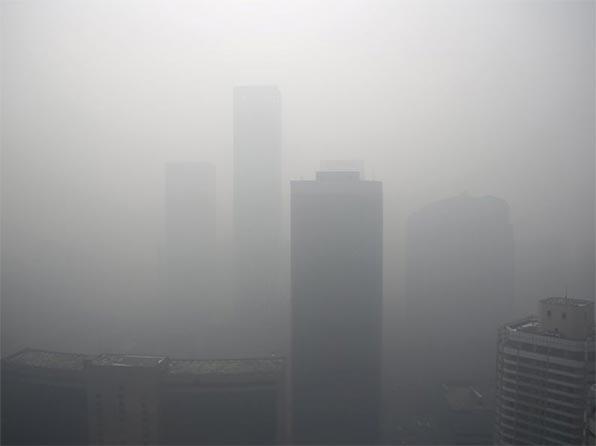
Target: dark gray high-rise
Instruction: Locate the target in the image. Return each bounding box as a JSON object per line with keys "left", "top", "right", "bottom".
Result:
{"left": 233, "top": 86, "right": 284, "bottom": 353}
{"left": 291, "top": 170, "right": 383, "bottom": 445}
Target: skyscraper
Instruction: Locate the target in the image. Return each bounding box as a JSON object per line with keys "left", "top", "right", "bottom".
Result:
{"left": 291, "top": 170, "right": 383, "bottom": 445}
{"left": 164, "top": 163, "right": 217, "bottom": 353}
{"left": 233, "top": 86, "right": 285, "bottom": 354}
{"left": 494, "top": 297, "right": 595, "bottom": 445}
{"left": 405, "top": 194, "right": 515, "bottom": 387}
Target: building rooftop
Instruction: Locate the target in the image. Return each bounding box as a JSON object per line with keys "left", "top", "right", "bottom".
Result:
{"left": 90, "top": 354, "right": 168, "bottom": 368}
{"left": 2, "top": 349, "right": 285, "bottom": 376}
{"left": 168, "top": 357, "right": 285, "bottom": 376}
{"left": 541, "top": 296, "right": 594, "bottom": 308}
{"left": 505, "top": 316, "right": 595, "bottom": 340}
{"left": 2, "top": 348, "right": 91, "bottom": 371}
{"left": 506, "top": 316, "right": 541, "bottom": 332}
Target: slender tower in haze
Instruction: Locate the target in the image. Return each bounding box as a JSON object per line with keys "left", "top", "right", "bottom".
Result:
{"left": 233, "top": 86, "right": 285, "bottom": 354}
{"left": 164, "top": 162, "right": 217, "bottom": 354}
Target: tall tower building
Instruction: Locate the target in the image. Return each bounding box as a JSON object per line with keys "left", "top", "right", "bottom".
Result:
{"left": 404, "top": 195, "right": 515, "bottom": 387}
{"left": 233, "top": 86, "right": 284, "bottom": 353}
{"left": 164, "top": 163, "right": 217, "bottom": 353}
{"left": 291, "top": 170, "right": 383, "bottom": 445}
{"left": 494, "top": 297, "right": 595, "bottom": 445}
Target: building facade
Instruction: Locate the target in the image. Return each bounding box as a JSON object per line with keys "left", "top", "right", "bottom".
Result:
{"left": 1, "top": 350, "right": 89, "bottom": 445}
{"left": 1, "top": 348, "right": 287, "bottom": 445}
{"left": 494, "top": 297, "right": 596, "bottom": 445}
{"left": 586, "top": 384, "right": 596, "bottom": 445}
{"left": 233, "top": 85, "right": 286, "bottom": 355}
{"left": 405, "top": 194, "right": 515, "bottom": 388}
{"left": 290, "top": 170, "right": 383, "bottom": 444}
{"left": 86, "top": 354, "right": 169, "bottom": 445}
{"left": 164, "top": 162, "right": 218, "bottom": 355}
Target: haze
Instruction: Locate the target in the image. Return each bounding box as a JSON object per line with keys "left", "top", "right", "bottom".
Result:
{"left": 2, "top": 0, "right": 594, "bottom": 361}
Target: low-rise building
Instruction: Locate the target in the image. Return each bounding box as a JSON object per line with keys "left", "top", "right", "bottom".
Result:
{"left": 441, "top": 384, "right": 493, "bottom": 445}
{"left": 1, "top": 348, "right": 287, "bottom": 445}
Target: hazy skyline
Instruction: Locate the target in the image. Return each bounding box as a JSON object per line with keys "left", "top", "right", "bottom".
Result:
{"left": 2, "top": 0, "right": 594, "bottom": 355}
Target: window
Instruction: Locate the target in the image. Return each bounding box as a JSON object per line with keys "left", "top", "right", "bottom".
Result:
{"left": 561, "top": 312, "right": 567, "bottom": 320}
{"left": 547, "top": 310, "right": 552, "bottom": 317}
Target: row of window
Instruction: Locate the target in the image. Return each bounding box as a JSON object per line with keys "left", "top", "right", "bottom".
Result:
{"left": 500, "top": 380, "right": 582, "bottom": 405}
{"left": 498, "top": 414, "right": 581, "bottom": 444}
{"left": 500, "top": 370, "right": 584, "bottom": 395}
{"left": 503, "top": 341, "right": 593, "bottom": 361}
{"left": 499, "top": 388, "right": 583, "bottom": 415}
{"left": 502, "top": 362, "right": 584, "bottom": 385}
{"left": 501, "top": 353, "right": 587, "bottom": 374}
{"left": 498, "top": 422, "right": 574, "bottom": 446}
{"left": 500, "top": 398, "right": 582, "bottom": 425}
{"left": 500, "top": 405, "right": 581, "bottom": 429}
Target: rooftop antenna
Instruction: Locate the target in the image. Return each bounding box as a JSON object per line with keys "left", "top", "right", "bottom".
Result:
{"left": 564, "top": 285, "right": 568, "bottom": 301}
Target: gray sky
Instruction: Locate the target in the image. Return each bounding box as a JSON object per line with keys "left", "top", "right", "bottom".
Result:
{"left": 2, "top": 0, "right": 594, "bottom": 353}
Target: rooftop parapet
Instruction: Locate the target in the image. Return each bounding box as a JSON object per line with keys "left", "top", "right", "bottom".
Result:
{"left": 2, "top": 349, "right": 285, "bottom": 379}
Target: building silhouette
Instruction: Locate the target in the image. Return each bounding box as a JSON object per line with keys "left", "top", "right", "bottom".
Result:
{"left": 164, "top": 163, "right": 217, "bottom": 354}
{"left": 494, "top": 297, "right": 595, "bottom": 445}
{"left": 1, "top": 348, "right": 287, "bottom": 445}
{"left": 290, "top": 170, "right": 383, "bottom": 444}
{"left": 233, "top": 86, "right": 285, "bottom": 355}
{"left": 405, "top": 195, "right": 514, "bottom": 385}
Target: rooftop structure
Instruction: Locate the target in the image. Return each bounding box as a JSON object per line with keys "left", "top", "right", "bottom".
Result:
{"left": 504, "top": 297, "right": 595, "bottom": 341}
{"left": 315, "top": 170, "right": 361, "bottom": 182}
{"left": 319, "top": 160, "right": 365, "bottom": 177}
{"left": 539, "top": 297, "right": 595, "bottom": 339}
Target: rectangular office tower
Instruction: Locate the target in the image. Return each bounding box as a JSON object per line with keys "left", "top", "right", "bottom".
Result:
{"left": 494, "top": 297, "right": 595, "bottom": 445}
{"left": 291, "top": 171, "right": 383, "bottom": 445}
{"left": 233, "top": 86, "right": 285, "bottom": 354}
{"left": 165, "top": 163, "right": 216, "bottom": 348}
